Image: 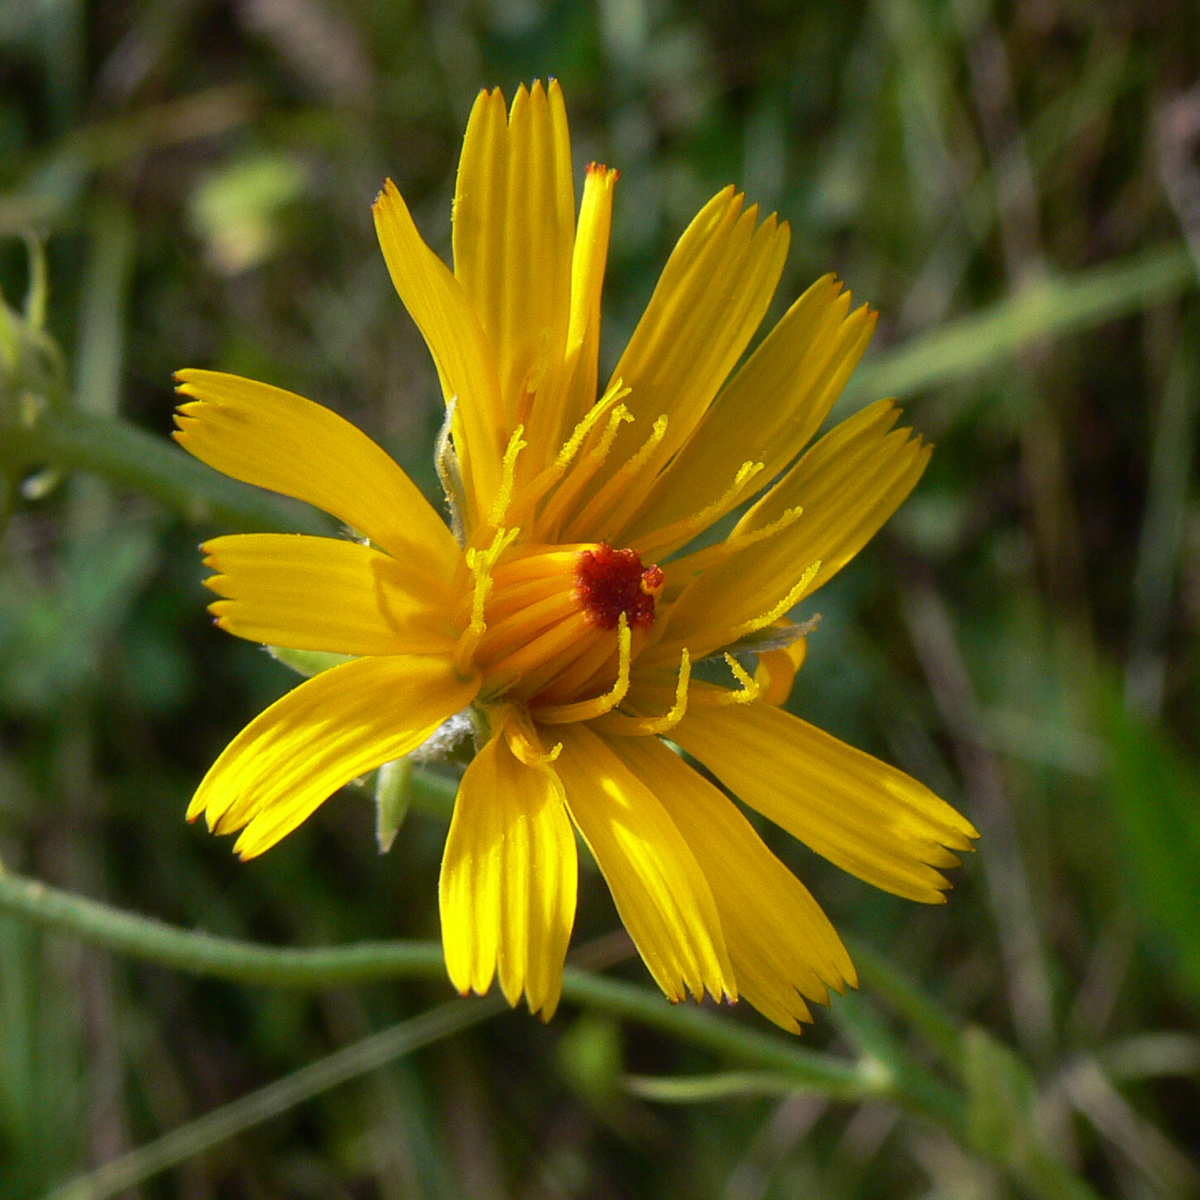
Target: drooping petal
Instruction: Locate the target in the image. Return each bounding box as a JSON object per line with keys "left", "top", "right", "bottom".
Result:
{"left": 372, "top": 179, "right": 503, "bottom": 525}
{"left": 564, "top": 188, "right": 789, "bottom": 541}
{"left": 189, "top": 654, "right": 479, "bottom": 859}
{"left": 553, "top": 723, "right": 735, "bottom": 1004}
{"left": 654, "top": 400, "right": 929, "bottom": 659}
{"left": 202, "top": 534, "right": 457, "bottom": 656}
{"left": 439, "top": 725, "right": 577, "bottom": 1018}
{"left": 755, "top": 635, "right": 808, "bottom": 707}
{"left": 673, "top": 698, "right": 978, "bottom": 903}
{"left": 453, "top": 82, "right": 575, "bottom": 441}
{"left": 613, "top": 734, "right": 856, "bottom": 1032}
{"left": 173, "top": 370, "right": 459, "bottom": 577}
{"left": 620, "top": 275, "right": 876, "bottom": 549}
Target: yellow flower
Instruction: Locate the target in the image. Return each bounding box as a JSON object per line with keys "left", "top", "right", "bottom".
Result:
{"left": 175, "top": 81, "right": 977, "bottom": 1030}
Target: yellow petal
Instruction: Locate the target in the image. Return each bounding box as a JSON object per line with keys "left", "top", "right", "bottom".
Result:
{"left": 657, "top": 400, "right": 929, "bottom": 658}
{"left": 439, "top": 724, "right": 577, "bottom": 1018}
{"left": 372, "top": 179, "right": 503, "bottom": 525}
{"left": 673, "top": 698, "right": 978, "bottom": 903}
{"left": 453, "top": 82, "right": 575, "bottom": 441}
{"left": 613, "top": 735, "right": 856, "bottom": 1033}
{"left": 173, "top": 370, "right": 459, "bottom": 578}
{"left": 570, "top": 188, "right": 789, "bottom": 541}
{"left": 189, "top": 654, "right": 479, "bottom": 858}
{"left": 755, "top": 635, "right": 808, "bottom": 707}
{"left": 527, "top": 161, "right": 619, "bottom": 474}
{"left": 621, "top": 275, "right": 876, "bottom": 547}
{"left": 562, "top": 163, "right": 617, "bottom": 426}
{"left": 202, "top": 533, "right": 457, "bottom": 656}
{"left": 553, "top": 724, "right": 735, "bottom": 1004}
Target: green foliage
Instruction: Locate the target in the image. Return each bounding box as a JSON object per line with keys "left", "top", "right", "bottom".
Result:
{"left": 2, "top": 1, "right": 1200, "bottom": 1197}
{"left": 1105, "top": 703, "right": 1200, "bottom": 1005}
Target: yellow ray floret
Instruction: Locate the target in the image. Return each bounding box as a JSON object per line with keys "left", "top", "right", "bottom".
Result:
{"left": 674, "top": 698, "right": 979, "bottom": 903}
{"left": 555, "top": 723, "right": 736, "bottom": 1005}
{"left": 453, "top": 82, "right": 575, "bottom": 437}
{"left": 597, "top": 190, "right": 789, "bottom": 499}
{"left": 621, "top": 276, "right": 876, "bottom": 544}
{"left": 615, "top": 735, "right": 856, "bottom": 1032}
{"left": 755, "top": 632, "right": 809, "bottom": 706}
{"left": 372, "top": 180, "right": 503, "bottom": 527}
{"left": 440, "top": 719, "right": 576, "bottom": 1019}
{"left": 657, "top": 401, "right": 929, "bottom": 660}
{"left": 202, "top": 533, "right": 457, "bottom": 657}
{"left": 189, "top": 655, "right": 480, "bottom": 859}
{"left": 173, "top": 370, "right": 460, "bottom": 577}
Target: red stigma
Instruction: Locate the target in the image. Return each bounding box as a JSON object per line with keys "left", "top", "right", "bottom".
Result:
{"left": 575, "top": 544, "right": 663, "bottom": 631}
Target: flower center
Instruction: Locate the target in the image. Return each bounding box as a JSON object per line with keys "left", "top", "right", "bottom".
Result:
{"left": 575, "top": 543, "right": 664, "bottom": 631}
{"left": 468, "top": 542, "right": 663, "bottom": 708}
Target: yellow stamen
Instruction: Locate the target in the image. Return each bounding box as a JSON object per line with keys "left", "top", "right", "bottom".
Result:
{"left": 677, "top": 505, "right": 805, "bottom": 577}
{"left": 500, "top": 381, "right": 631, "bottom": 530}
{"left": 533, "top": 614, "right": 632, "bottom": 725}
{"left": 537, "top": 404, "right": 634, "bottom": 536}
{"left": 456, "top": 526, "right": 521, "bottom": 675}
{"left": 633, "top": 461, "right": 765, "bottom": 561}
{"left": 594, "top": 649, "right": 692, "bottom": 735}
{"left": 504, "top": 708, "right": 564, "bottom": 766}
{"left": 727, "top": 559, "right": 821, "bottom": 640}
{"left": 557, "top": 378, "right": 630, "bottom": 469}
{"left": 566, "top": 414, "right": 669, "bottom": 542}
{"left": 488, "top": 424, "right": 527, "bottom": 529}
{"left": 715, "top": 653, "right": 761, "bottom": 705}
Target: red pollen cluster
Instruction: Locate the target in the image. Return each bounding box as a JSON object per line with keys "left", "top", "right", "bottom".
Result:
{"left": 575, "top": 544, "right": 664, "bottom": 631}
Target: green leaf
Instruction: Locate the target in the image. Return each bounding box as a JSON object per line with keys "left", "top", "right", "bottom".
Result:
{"left": 374, "top": 757, "right": 413, "bottom": 853}
{"left": 964, "top": 1025, "right": 1038, "bottom": 1161}
{"left": 266, "top": 645, "right": 353, "bottom": 677}
{"left": 964, "top": 1027, "right": 1101, "bottom": 1200}
{"left": 557, "top": 1013, "right": 623, "bottom": 1105}
{"left": 1104, "top": 704, "right": 1200, "bottom": 1004}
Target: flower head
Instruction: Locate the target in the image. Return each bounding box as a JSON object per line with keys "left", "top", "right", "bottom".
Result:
{"left": 175, "top": 80, "right": 977, "bottom": 1030}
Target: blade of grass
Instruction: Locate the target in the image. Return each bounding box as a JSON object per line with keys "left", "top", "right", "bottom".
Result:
{"left": 43, "top": 995, "right": 508, "bottom": 1200}
{"left": 623, "top": 1070, "right": 808, "bottom": 1102}
{"left": 840, "top": 245, "right": 1195, "bottom": 411}
{"left": 846, "top": 937, "right": 964, "bottom": 1074}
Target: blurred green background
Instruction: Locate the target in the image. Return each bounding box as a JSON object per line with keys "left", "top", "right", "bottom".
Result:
{"left": 2, "top": 0, "right": 1200, "bottom": 1196}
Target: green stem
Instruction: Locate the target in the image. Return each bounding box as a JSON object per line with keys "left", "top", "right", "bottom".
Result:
{"left": 0, "top": 866, "right": 1101, "bottom": 1200}
{"left": 846, "top": 937, "right": 964, "bottom": 1074}
{"left": 0, "top": 865, "right": 911, "bottom": 1106}
{"left": 0, "top": 866, "right": 447, "bottom": 986}
{"left": 9, "top": 404, "right": 329, "bottom": 534}
{"left": 563, "top": 969, "right": 912, "bottom": 1105}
